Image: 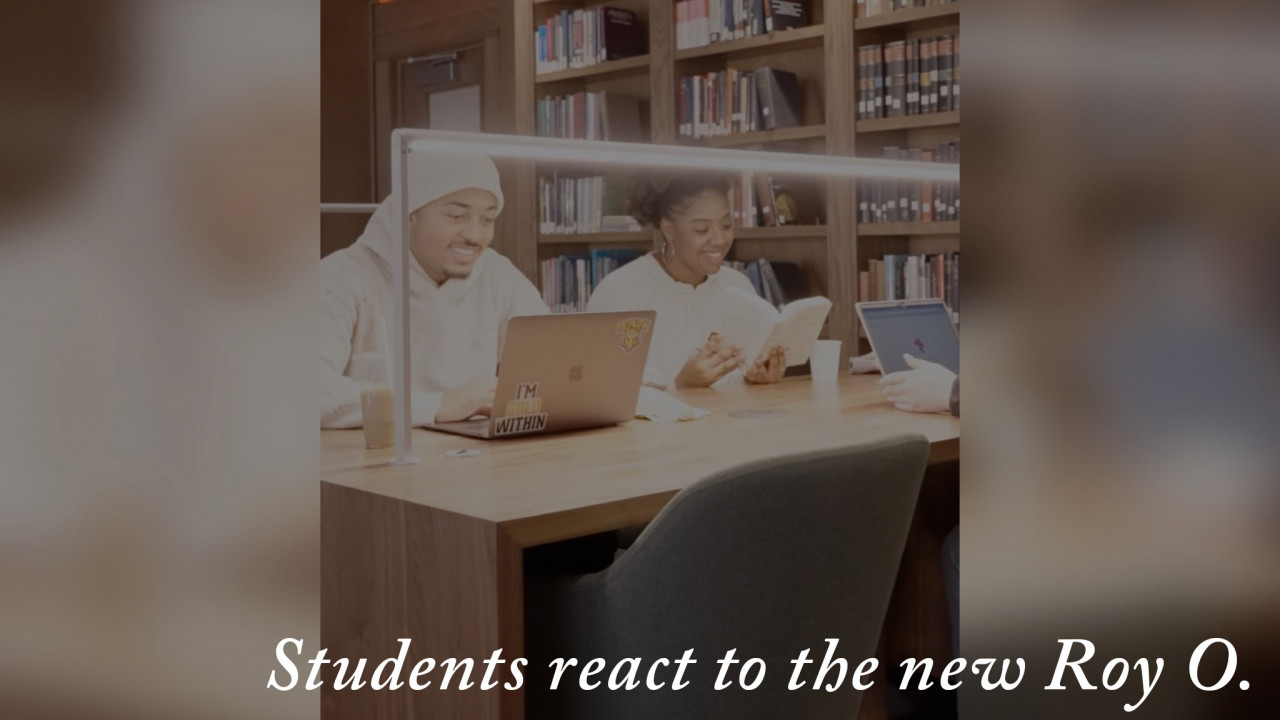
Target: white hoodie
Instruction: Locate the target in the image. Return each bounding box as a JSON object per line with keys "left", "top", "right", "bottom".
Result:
{"left": 319, "top": 202, "right": 548, "bottom": 427}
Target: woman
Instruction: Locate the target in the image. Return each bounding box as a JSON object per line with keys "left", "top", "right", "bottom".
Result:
{"left": 587, "top": 175, "right": 786, "bottom": 389}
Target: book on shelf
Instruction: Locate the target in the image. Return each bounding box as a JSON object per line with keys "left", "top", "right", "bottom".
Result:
{"left": 539, "top": 174, "right": 640, "bottom": 234}
{"left": 727, "top": 173, "right": 823, "bottom": 228}
{"left": 723, "top": 258, "right": 811, "bottom": 309}
{"left": 861, "top": 252, "right": 959, "bottom": 322}
{"left": 540, "top": 249, "right": 645, "bottom": 313}
{"left": 858, "top": 33, "right": 959, "bottom": 119}
{"left": 765, "top": 0, "right": 809, "bottom": 32}
{"left": 535, "top": 6, "right": 645, "bottom": 75}
{"left": 718, "top": 287, "right": 832, "bottom": 366}
{"left": 678, "top": 66, "right": 801, "bottom": 138}
{"left": 536, "top": 92, "right": 646, "bottom": 141}
{"left": 859, "top": 140, "right": 959, "bottom": 224}
{"left": 857, "top": 0, "right": 957, "bottom": 19}
{"left": 675, "top": 0, "right": 810, "bottom": 50}
{"left": 755, "top": 67, "right": 801, "bottom": 130}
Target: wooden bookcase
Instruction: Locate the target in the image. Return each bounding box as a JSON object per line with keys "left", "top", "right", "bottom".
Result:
{"left": 851, "top": 2, "right": 960, "bottom": 350}
{"left": 507, "top": 0, "right": 961, "bottom": 362}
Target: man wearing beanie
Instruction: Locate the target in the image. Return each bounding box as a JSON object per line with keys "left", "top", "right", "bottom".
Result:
{"left": 320, "top": 151, "right": 548, "bottom": 427}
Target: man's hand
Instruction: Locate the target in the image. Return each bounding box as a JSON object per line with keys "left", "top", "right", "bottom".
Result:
{"left": 744, "top": 345, "right": 786, "bottom": 384}
{"left": 435, "top": 376, "right": 497, "bottom": 422}
{"left": 879, "top": 354, "right": 956, "bottom": 413}
{"left": 675, "top": 333, "right": 743, "bottom": 388}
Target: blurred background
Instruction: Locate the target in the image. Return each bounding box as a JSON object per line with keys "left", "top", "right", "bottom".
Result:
{"left": 964, "top": 0, "right": 1279, "bottom": 717}
{"left": 1, "top": 0, "right": 1276, "bottom": 718}
{"left": 0, "top": 1, "right": 318, "bottom": 719}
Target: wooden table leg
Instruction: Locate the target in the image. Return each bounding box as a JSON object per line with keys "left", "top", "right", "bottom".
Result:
{"left": 322, "top": 482, "right": 525, "bottom": 719}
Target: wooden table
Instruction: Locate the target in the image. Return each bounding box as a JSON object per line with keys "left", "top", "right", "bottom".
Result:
{"left": 321, "top": 374, "right": 959, "bottom": 720}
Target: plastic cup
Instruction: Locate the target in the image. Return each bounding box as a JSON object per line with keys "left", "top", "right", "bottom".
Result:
{"left": 810, "top": 340, "right": 842, "bottom": 383}
{"left": 352, "top": 351, "right": 394, "bottom": 449}
{"left": 360, "top": 385, "right": 395, "bottom": 449}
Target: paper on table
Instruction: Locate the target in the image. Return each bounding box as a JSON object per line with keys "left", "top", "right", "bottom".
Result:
{"left": 635, "top": 386, "right": 710, "bottom": 422}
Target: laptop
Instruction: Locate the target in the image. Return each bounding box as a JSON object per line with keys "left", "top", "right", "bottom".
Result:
{"left": 424, "top": 310, "right": 656, "bottom": 439}
{"left": 856, "top": 299, "right": 959, "bottom": 375}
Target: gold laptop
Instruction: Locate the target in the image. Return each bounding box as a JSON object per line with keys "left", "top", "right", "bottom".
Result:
{"left": 424, "top": 310, "right": 656, "bottom": 439}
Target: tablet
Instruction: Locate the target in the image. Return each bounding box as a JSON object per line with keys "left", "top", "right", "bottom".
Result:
{"left": 856, "top": 299, "right": 959, "bottom": 375}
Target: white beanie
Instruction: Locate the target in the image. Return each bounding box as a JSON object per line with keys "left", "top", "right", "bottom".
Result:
{"left": 408, "top": 150, "right": 505, "bottom": 215}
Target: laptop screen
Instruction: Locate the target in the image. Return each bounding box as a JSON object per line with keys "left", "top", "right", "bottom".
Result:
{"left": 860, "top": 302, "right": 959, "bottom": 375}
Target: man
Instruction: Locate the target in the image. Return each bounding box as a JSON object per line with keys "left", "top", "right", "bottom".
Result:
{"left": 320, "top": 151, "right": 547, "bottom": 428}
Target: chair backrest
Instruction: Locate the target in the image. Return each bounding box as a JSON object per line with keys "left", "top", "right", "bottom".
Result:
{"left": 527, "top": 434, "right": 930, "bottom": 720}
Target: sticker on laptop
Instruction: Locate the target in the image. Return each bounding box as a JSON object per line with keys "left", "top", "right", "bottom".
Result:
{"left": 492, "top": 381, "right": 548, "bottom": 436}
{"left": 615, "top": 317, "right": 653, "bottom": 353}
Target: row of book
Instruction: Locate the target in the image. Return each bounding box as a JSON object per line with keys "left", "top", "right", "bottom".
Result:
{"left": 538, "top": 171, "right": 819, "bottom": 234}
{"left": 858, "top": 34, "right": 960, "bottom": 120}
{"left": 859, "top": 141, "right": 960, "bottom": 224}
{"left": 536, "top": 92, "right": 645, "bottom": 141}
{"left": 678, "top": 66, "right": 801, "bottom": 138}
{"left": 541, "top": 251, "right": 809, "bottom": 313}
{"left": 675, "top": 0, "right": 809, "bottom": 51}
{"left": 538, "top": 174, "right": 640, "bottom": 235}
{"left": 723, "top": 258, "right": 809, "bottom": 309}
{"left": 728, "top": 172, "right": 816, "bottom": 227}
{"left": 857, "top": 0, "right": 956, "bottom": 19}
{"left": 861, "top": 253, "right": 960, "bottom": 321}
{"left": 541, "top": 250, "right": 644, "bottom": 313}
{"left": 535, "top": 6, "right": 645, "bottom": 75}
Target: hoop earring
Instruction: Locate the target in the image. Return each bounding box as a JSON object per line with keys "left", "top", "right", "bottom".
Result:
{"left": 661, "top": 238, "right": 674, "bottom": 265}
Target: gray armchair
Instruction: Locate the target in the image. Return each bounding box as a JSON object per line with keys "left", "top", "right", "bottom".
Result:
{"left": 526, "top": 434, "right": 930, "bottom": 720}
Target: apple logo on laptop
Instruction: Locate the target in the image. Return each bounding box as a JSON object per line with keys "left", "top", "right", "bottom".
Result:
{"left": 568, "top": 362, "right": 584, "bottom": 382}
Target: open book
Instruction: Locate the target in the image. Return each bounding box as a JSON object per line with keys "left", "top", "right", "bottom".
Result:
{"left": 717, "top": 287, "right": 833, "bottom": 367}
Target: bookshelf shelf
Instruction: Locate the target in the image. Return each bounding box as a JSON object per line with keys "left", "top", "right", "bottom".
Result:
{"left": 534, "top": 54, "right": 650, "bottom": 85}
{"left": 701, "top": 124, "right": 828, "bottom": 148}
{"left": 857, "top": 221, "right": 959, "bottom": 236}
{"left": 736, "top": 225, "right": 829, "bottom": 239}
{"left": 536, "top": 225, "right": 830, "bottom": 245}
{"left": 674, "top": 25, "right": 826, "bottom": 62}
{"left": 856, "top": 111, "right": 960, "bottom": 133}
{"left": 537, "top": 232, "right": 652, "bottom": 245}
{"left": 855, "top": 3, "right": 961, "bottom": 31}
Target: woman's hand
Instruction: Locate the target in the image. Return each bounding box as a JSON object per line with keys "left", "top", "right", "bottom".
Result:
{"left": 879, "top": 354, "right": 956, "bottom": 413}
{"left": 744, "top": 345, "right": 786, "bottom": 384}
{"left": 675, "top": 333, "right": 743, "bottom": 388}
{"left": 435, "top": 376, "right": 497, "bottom": 422}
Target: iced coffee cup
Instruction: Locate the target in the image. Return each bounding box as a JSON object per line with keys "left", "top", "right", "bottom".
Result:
{"left": 351, "top": 352, "right": 394, "bottom": 449}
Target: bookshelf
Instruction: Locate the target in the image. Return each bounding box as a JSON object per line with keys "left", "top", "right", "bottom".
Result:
{"left": 858, "top": 221, "right": 959, "bottom": 236}
{"left": 538, "top": 231, "right": 653, "bottom": 245}
{"left": 857, "top": 110, "right": 959, "bottom": 132}
{"left": 534, "top": 54, "right": 652, "bottom": 84}
{"left": 854, "top": 2, "right": 960, "bottom": 31}
{"left": 672, "top": 24, "right": 826, "bottom": 61}
{"left": 701, "top": 123, "right": 827, "bottom": 147}
{"left": 509, "top": 0, "right": 960, "bottom": 361}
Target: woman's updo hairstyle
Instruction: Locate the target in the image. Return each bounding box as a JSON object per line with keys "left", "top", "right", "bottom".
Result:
{"left": 627, "top": 173, "right": 733, "bottom": 229}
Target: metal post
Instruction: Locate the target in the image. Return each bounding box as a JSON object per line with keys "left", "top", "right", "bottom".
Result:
{"left": 389, "top": 129, "right": 419, "bottom": 465}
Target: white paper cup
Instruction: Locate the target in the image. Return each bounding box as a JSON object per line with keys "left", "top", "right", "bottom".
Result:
{"left": 810, "top": 340, "right": 842, "bottom": 383}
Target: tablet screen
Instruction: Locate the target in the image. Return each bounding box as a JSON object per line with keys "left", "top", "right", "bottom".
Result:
{"left": 860, "top": 302, "right": 959, "bottom": 375}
